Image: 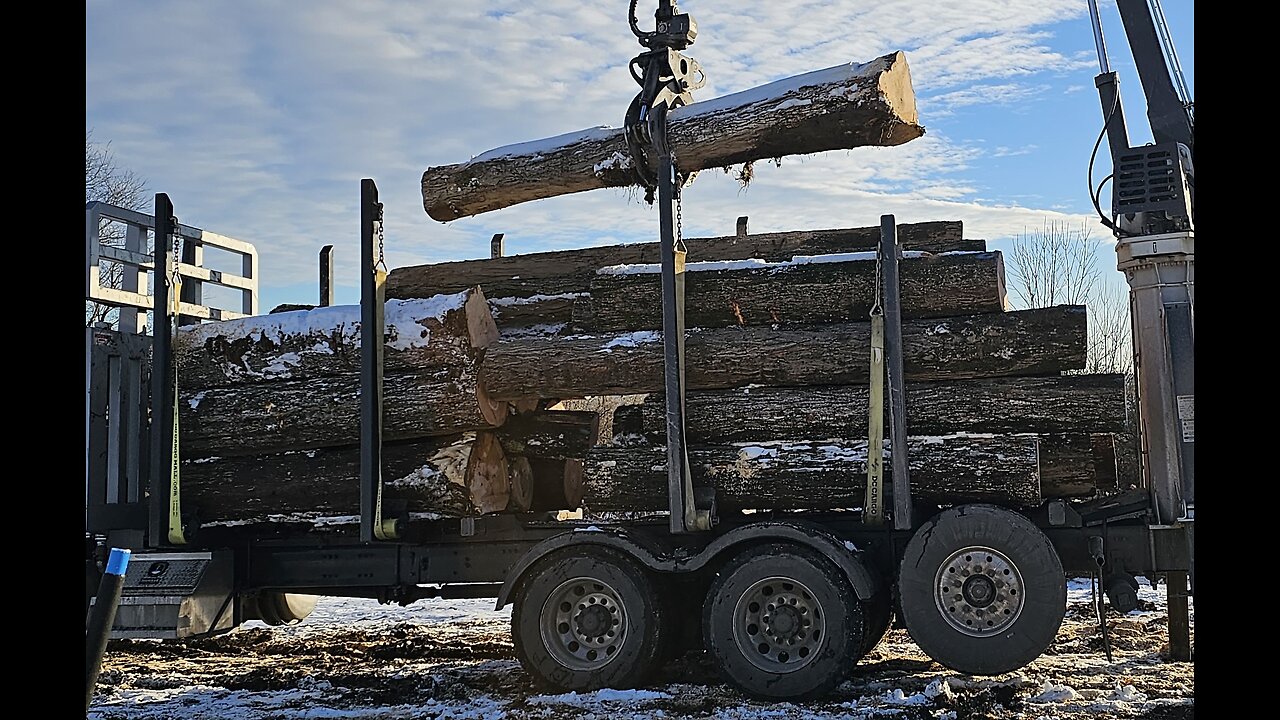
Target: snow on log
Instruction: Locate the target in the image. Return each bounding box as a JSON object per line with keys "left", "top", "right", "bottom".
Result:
{"left": 583, "top": 434, "right": 1042, "bottom": 511}
{"left": 577, "top": 250, "right": 1007, "bottom": 331}
{"left": 611, "top": 375, "right": 1128, "bottom": 443}
{"left": 174, "top": 288, "right": 498, "bottom": 388}
{"left": 481, "top": 305, "right": 1087, "bottom": 401}
{"left": 421, "top": 51, "right": 922, "bottom": 221}
{"left": 387, "top": 221, "right": 976, "bottom": 302}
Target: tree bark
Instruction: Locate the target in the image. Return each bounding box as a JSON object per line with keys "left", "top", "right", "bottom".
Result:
{"left": 482, "top": 305, "right": 1087, "bottom": 401}
{"left": 488, "top": 294, "right": 579, "bottom": 334}
{"left": 496, "top": 410, "right": 600, "bottom": 459}
{"left": 181, "top": 431, "right": 510, "bottom": 522}
{"left": 577, "top": 251, "right": 1006, "bottom": 332}
{"left": 529, "top": 457, "right": 585, "bottom": 512}
{"left": 583, "top": 435, "right": 1042, "bottom": 511}
{"left": 612, "top": 375, "right": 1127, "bottom": 444}
{"left": 179, "top": 367, "right": 507, "bottom": 458}
{"left": 174, "top": 289, "right": 498, "bottom": 388}
{"left": 1038, "top": 433, "right": 1119, "bottom": 498}
{"left": 389, "top": 220, "right": 976, "bottom": 301}
{"left": 421, "top": 52, "right": 922, "bottom": 221}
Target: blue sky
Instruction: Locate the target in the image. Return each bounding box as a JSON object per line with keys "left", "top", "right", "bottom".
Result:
{"left": 86, "top": 1, "right": 1192, "bottom": 313}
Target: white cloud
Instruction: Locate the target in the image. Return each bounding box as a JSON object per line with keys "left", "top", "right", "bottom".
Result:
{"left": 87, "top": 0, "right": 1135, "bottom": 308}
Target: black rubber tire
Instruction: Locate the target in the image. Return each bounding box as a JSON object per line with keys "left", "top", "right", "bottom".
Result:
{"left": 859, "top": 594, "right": 894, "bottom": 655}
{"left": 702, "top": 543, "right": 864, "bottom": 700}
{"left": 898, "top": 504, "right": 1066, "bottom": 675}
{"left": 512, "top": 547, "right": 666, "bottom": 691}
{"left": 257, "top": 593, "right": 318, "bottom": 626}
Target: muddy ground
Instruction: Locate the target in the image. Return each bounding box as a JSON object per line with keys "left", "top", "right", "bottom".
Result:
{"left": 88, "top": 579, "right": 1192, "bottom": 719}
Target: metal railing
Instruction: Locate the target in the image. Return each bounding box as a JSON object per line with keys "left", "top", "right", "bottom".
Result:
{"left": 86, "top": 200, "right": 259, "bottom": 536}
{"left": 86, "top": 201, "right": 258, "bottom": 333}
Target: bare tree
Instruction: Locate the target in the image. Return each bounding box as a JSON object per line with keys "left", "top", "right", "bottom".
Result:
{"left": 86, "top": 131, "right": 149, "bottom": 327}
{"left": 1085, "top": 279, "right": 1133, "bottom": 374}
{"left": 1007, "top": 219, "right": 1100, "bottom": 308}
{"left": 1006, "top": 218, "right": 1132, "bottom": 374}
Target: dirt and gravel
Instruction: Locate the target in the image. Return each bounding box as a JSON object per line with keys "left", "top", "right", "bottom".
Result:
{"left": 88, "top": 578, "right": 1192, "bottom": 719}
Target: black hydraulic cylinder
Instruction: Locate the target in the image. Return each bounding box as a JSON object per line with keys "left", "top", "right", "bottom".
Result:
{"left": 1114, "top": 0, "right": 1193, "bottom": 154}
{"left": 85, "top": 548, "right": 131, "bottom": 712}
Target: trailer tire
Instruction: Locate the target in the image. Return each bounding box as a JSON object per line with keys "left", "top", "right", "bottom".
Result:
{"left": 256, "top": 593, "right": 318, "bottom": 626}
{"left": 898, "top": 504, "right": 1065, "bottom": 675}
{"left": 512, "top": 546, "right": 665, "bottom": 691}
{"left": 859, "top": 594, "right": 894, "bottom": 656}
{"left": 703, "top": 543, "right": 864, "bottom": 700}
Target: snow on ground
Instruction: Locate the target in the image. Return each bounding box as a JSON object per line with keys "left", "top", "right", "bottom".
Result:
{"left": 89, "top": 578, "right": 1192, "bottom": 719}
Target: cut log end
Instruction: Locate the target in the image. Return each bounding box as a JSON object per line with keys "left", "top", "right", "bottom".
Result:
{"left": 465, "top": 286, "right": 500, "bottom": 348}
{"left": 507, "top": 455, "right": 534, "bottom": 512}
{"left": 878, "top": 51, "right": 919, "bottom": 130}
{"left": 466, "top": 431, "right": 510, "bottom": 514}
{"left": 476, "top": 379, "right": 510, "bottom": 428}
{"left": 529, "top": 457, "right": 586, "bottom": 512}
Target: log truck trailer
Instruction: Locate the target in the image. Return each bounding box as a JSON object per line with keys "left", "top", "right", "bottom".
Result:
{"left": 84, "top": 0, "right": 1193, "bottom": 701}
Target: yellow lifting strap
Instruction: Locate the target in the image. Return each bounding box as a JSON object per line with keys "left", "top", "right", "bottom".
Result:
{"left": 864, "top": 307, "right": 886, "bottom": 526}
{"left": 167, "top": 266, "right": 188, "bottom": 545}
{"left": 371, "top": 258, "right": 397, "bottom": 541}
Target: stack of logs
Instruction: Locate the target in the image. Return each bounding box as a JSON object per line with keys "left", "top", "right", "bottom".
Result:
{"left": 176, "top": 219, "right": 1130, "bottom": 527}
{"left": 175, "top": 290, "right": 593, "bottom": 524}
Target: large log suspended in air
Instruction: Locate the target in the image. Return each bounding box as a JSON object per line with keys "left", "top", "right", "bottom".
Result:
{"left": 179, "top": 367, "right": 507, "bottom": 458}
{"left": 482, "top": 305, "right": 1087, "bottom": 401}
{"left": 496, "top": 410, "right": 600, "bottom": 459}
{"left": 577, "top": 251, "right": 1006, "bottom": 332}
{"left": 388, "top": 221, "right": 977, "bottom": 301}
{"left": 174, "top": 289, "right": 498, "bottom": 388}
{"left": 420, "top": 51, "right": 922, "bottom": 221}
{"left": 183, "top": 432, "right": 511, "bottom": 523}
{"left": 583, "top": 435, "right": 1043, "bottom": 511}
{"left": 612, "top": 375, "right": 1127, "bottom": 444}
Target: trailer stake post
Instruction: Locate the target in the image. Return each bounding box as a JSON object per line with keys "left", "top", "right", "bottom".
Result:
{"left": 319, "top": 245, "right": 334, "bottom": 306}
{"left": 881, "top": 215, "right": 913, "bottom": 530}
{"left": 359, "top": 179, "right": 397, "bottom": 542}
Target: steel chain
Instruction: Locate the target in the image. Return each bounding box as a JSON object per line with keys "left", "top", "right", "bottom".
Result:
{"left": 170, "top": 216, "right": 183, "bottom": 317}
{"left": 375, "top": 203, "right": 388, "bottom": 272}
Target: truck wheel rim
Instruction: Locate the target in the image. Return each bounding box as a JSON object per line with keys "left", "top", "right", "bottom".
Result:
{"left": 540, "top": 576, "right": 627, "bottom": 671}
{"left": 934, "top": 545, "right": 1025, "bottom": 637}
{"left": 733, "top": 576, "right": 825, "bottom": 673}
